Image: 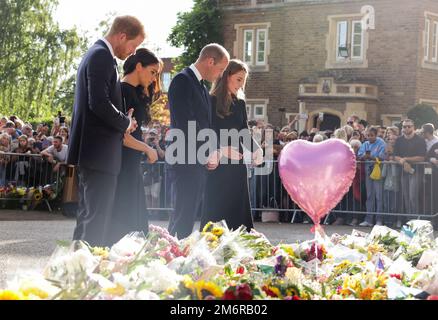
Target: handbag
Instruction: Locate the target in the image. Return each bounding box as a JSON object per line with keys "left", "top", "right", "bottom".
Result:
{"left": 370, "top": 158, "right": 382, "bottom": 180}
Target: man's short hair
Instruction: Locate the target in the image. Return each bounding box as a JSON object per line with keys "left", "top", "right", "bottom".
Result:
{"left": 422, "top": 123, "right": 435, "bottom": 135}
{"left": 199, "top": 43, "right": 230, "bottom": 64}
{"left": 368, "top": 127, "right": 378, "bottom": 135}
{"left": 402, "top": 119, "right": 415, "bottom": 126}
{"left": 54, "top": 136, "right": 63, "bottom": 143}
{"left": 359, "top": 119, "right": 368, "bottom": 127}
{"left": 107, "top": 15, "right": 145, "bottom": 40}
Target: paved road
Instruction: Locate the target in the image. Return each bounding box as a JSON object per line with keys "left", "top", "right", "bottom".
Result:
{"left": 0, "top": 210, "right": 372, "bottom": 289}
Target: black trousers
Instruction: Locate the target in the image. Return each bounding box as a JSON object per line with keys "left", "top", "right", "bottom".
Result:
{"left": 168, "top": 165, "right": 207, "bottom": 239}
{"left": 73, "top": 167, "right": 118, "bottom": 247}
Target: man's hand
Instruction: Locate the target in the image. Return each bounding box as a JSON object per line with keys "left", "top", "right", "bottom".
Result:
{"left": 126, "top": 108, "right": 138, "bottom": 134}
{"left": 53, "top": 163, "right": 61, "bottom": 172}
{"left": 220, "top": 146, "right": 243, "bottom": 161}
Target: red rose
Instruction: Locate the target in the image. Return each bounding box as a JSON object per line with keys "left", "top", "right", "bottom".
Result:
{"left": 390, "top": 274, "right": 402, "bottom": 280}
{"left": 236, "top": 284, "right": 253, "bottom": 300}
{"left": 236, "top": 266, "right": 245, "bottom": 275}
{"left": 223, "top": 288, "right": 237, "bottom": 300}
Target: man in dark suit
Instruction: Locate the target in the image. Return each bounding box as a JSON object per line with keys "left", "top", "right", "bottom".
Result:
{"left": 67, "top": 16, "right": 145, "bottom": 246}
{"left": 167, "top": 44, "right": 230, "bottom": 239}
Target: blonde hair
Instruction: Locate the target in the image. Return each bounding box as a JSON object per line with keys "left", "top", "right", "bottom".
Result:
{"left": 334, "top": 128, "right": 348, "bottom": 142}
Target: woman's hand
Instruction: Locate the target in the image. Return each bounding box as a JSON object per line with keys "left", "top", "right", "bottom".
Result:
{"left": 252, "top": 148, "right": 264, "bottom": 166}
{"left": 220, "top": 146, "right": 243, "bottom": 161}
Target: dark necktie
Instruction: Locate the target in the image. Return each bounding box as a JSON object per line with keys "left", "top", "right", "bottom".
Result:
{"left": 200, "top": 79, "right": 212, "bottom": 125}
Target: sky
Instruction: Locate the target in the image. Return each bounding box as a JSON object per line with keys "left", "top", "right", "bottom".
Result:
{"left": 54, "top": 0, "right": 194, "bottom": 57}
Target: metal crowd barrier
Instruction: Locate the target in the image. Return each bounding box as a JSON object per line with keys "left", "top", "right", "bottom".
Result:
{"left": 143, "top": 160, "right": 438, "bottom": 226}
{"left": 0, "top": 152, "right": 62, "bottom": 212}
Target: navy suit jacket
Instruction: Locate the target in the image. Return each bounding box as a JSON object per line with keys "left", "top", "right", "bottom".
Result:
{"left": 67, "top": 40, "right": 130, "bottom": 175}
{"left": 168, "top": 67, "right": 213, "bottom": 165}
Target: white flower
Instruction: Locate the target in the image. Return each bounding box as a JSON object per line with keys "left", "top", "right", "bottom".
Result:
{"left": 44, "top": 248, "right": 99, "bottom": 281}
{"left": 109, "top": 235, "right": 146, "bottom": 263}
{"left": 135, "top": 289, "right": 160, "bottom": 300}
{"left": 285, "top": 267, "right": 304, "bottom": 284}
{"left": 131, "top": 260, "right": 182, "bottom": 293}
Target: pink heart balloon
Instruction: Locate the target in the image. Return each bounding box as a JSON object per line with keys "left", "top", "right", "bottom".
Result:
{"left": 278, "top": 139, "right": 356, "bottom": 227}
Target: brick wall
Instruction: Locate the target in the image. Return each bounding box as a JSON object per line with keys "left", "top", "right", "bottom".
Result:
{"left": 219, "top": 0, "right": 438, "bottom": 126}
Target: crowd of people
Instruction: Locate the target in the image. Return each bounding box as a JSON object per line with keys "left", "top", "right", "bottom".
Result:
{"left": 0, "top": 114, "right": 71, "bottom": 188}
{"left": 248, "top": 115, "right": 438, "bottom": 229}
{"left": 2, "top": 109, "right": 438, "bottom": 230}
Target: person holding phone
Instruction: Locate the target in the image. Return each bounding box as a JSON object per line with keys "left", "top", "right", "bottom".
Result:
{"left": 357, "top": 127, "right": 387, "bottom": 227}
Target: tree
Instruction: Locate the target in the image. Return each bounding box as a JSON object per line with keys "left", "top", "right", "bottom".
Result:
{"left": 150, "top": 94, "right": 170, "bottom": 125}
{"left": 407, "top": 103, "right": 438, "bottom": 128}
{"left": 167, "top": 0, "right": 223, "bottom": 72}
{"left": 0, "top": 0, "right": 87, "bottom": 119}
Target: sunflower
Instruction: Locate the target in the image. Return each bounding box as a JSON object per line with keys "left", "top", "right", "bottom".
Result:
{"left": 202, "top": 222, "right": 214, "bottom": 233}
{"left": 193, "top": 281, "right": 223, "bottom": 300}
{"left": 211, "top": 227, "right": 224, "bottom": 237}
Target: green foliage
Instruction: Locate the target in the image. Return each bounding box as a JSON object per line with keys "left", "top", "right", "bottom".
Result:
{"left": 167, "top": 0, "right": 223, "bottom": 72}
{"left": 0, "top": 0, "right": 88, "bottom": 119}
{"left": 407, "top": 103, "right": 438, "bottom": 128}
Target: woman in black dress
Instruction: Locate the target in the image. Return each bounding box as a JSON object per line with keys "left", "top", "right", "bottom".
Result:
{"left": 105, "top": 48, "right": 161, "bottom": 246}
{"left": 201, "top": 60, "right": 263, "bottom": 232}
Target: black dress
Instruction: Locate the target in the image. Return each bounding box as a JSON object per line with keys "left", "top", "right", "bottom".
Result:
{"left": 201, "top": 97, "right": 259, "bottom": 232}
{"left": 105, "top": 82, "right": 151, "bottom": 246}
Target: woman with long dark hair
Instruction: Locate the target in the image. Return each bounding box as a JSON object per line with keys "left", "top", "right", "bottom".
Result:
{"left": 105, "top": 48, "right": 161, "bottom": 245}
{"left": 201, "top": 59, "right": 263, "bottom": 232}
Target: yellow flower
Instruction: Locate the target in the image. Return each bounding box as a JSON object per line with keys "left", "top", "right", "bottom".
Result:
{"left": 183, "top": 275, "right": 195, "bottom": 290}
{"left": 211, "top": 227, "right": 224, "bottom": 237}
{"left": 19, "top": 286, "right": 49, "bottom": 300}
{"left": 359, "top": 287, "right": 375, "bottom": 300}
{"left": 0, "top": 290, "right": 27, "bottom": 300}
{"left": 268, "top": 286, "right": 282, "bottom": 299}
{"left": 193, "top": 281, "right": 223, "bottom": 300}
{"left": 205, "top": 233, "right": 219, "bottom": 243}
{"left": 202, "top": 222, "right": 214, "bottom": 233}
{"left": 103, "top": 283, "right": 126, "bottom": 296}
{"left": 165, "top": 287, "right": 177, "bottom": 295}
{"left": 335, "top": 260, "right": 351, "bottom": 271}
{"left": 371, "top": 288, "right": 387, "bottom": 300}
{"left": 341, "top": 276, "right": 360, "bottom": 297}
{"left": 281, "top": 245, "right": 295, "bottom": 258}
{"left": 92, "top": 247, "right": 109, "bottom": 259}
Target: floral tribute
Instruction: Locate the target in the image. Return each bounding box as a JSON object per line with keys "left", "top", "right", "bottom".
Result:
{"left": 1, "top": 220, "right": 438, "bottom": 300}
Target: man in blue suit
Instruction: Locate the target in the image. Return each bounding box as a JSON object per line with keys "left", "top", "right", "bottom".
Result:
{"left": 67, "top": 16, "right": 145, "bottom": 246}
{"left": 167, "top": 44, "right": 230, "bottom": 239}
